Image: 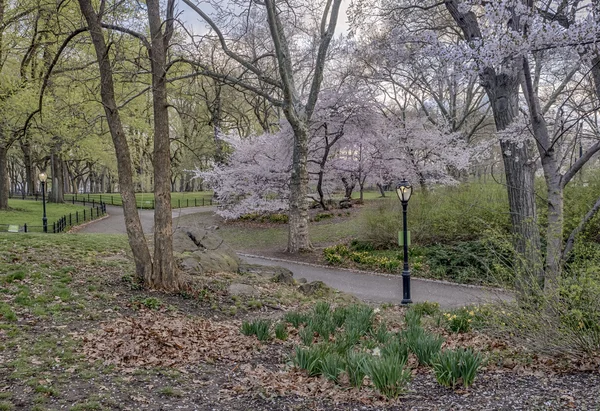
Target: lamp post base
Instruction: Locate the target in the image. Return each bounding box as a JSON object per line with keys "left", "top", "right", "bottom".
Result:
{"left": 401, "top": 269, "right": 412, "bottom": 304}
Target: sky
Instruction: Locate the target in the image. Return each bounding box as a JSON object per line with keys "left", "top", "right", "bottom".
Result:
{"left": 177, "top": 0, "right": 352, "bottom": 36}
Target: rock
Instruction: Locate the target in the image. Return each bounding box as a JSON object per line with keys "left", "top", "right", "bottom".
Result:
{"left": 297, "top": 278, "right": 308, "bottom": 284}
{"left": 173, "top": 226, "right": 240, "bottom": 274}
{"left": 238, "top": 264, "right": 294, "bottom": 284}
{"left": 339, "top": 199, "right": 352, "bottom": 209}
{"left": 228, "top": 283, "right": 260, "bottom": 297}
{"left": 298, "top": 281, "right": 329, "bottom": 296}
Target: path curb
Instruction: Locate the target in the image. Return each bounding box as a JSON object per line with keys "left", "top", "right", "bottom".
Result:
{"left": 237, "top": 252, "right": 511, "bottom": 294}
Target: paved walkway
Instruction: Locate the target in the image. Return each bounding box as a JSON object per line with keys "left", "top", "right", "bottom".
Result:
{"left": 78, "top": 205, "right": 216, "bottom": 234}
{"left": 77, "top": 206, "right": 514, "bottom": 308}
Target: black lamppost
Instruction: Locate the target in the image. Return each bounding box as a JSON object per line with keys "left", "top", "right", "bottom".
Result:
{"left": 39, "top": 172, "right": 48, "bottom": 233}
{"left": 396, "top": 179, "right": 413, "bottom": 304}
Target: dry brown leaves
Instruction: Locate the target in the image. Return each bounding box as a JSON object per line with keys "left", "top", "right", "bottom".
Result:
{"left": 82, "top": 311, "right": 260, "bottom": 368}
{"left": 227, "top": 364, "right": 395, "bottom": 407}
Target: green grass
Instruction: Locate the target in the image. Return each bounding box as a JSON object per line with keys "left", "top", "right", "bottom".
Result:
{"left": 63, "top": 191, "right": 214, "bottom": 209}
{"left": 0, "top": 200, "right": 91, "bottom": 229}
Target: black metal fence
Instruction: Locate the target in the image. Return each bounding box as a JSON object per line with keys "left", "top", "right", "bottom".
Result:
{"left": 0, "top": 203, "right": 107, "bottom": 234}
{"left": 64, "top": 193, "right": 216, "bottom": 209}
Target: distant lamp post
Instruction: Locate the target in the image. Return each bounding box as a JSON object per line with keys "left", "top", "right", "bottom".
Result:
{"left": 39, "top": 172, "right": 48, "bottom": 233}
{"left": 396, "top": 179, "right": 413, "bottom": 304}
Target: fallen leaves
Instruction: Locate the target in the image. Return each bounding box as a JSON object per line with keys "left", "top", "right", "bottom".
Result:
{"left": 82, "top": 311, "right": 260, "bottom": 368}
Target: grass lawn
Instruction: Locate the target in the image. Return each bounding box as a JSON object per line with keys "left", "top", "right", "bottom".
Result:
{"left": 64, "top": 191, "right": 215, "bottom": 209}
{"left": 0, "top": 200, "right": 92, "bottom": 230}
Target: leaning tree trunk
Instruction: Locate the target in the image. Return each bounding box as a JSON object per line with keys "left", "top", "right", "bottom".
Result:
{"left": 49, "top": 153, "right": 64, "bottom": 203}
{"left": 78, "top": 0, "right": 153, "bottom": 281}
{"left": 0, "top": 143, "right": 9, "bottom": 210}
{"left": 287, "top": 124, "right": 311, "bottom": 252}
{"left": 146, "top": 0, "right": 177, "bottom": 291}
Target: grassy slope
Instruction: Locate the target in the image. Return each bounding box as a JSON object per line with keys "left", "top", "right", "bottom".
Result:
{"left": 0, "top": 200, "right": 90, "bottom": 227}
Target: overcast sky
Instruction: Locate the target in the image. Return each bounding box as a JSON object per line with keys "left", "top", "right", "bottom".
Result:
{"left": 177, "top": 0, "right": 352, "bottom": 36}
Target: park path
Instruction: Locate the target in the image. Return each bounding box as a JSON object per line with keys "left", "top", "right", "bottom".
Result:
{"left": 78, "top": 205, "right": 513, "bottom": 308}
{"left": 77, "top": 205, "right": 216, "bottom": 235}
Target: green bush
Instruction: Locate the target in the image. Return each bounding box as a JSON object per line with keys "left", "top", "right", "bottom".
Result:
{"left": 313, "top": 212, "right": 334, "bottom": 222}
{"left": 362, "top": 355, "right": 412, "bottom": 398}
{"left": 358, "top": 183, "right": 511, "bottom": 249}
{"left": 432, "top": 348, "right": 483, "bottom": 388}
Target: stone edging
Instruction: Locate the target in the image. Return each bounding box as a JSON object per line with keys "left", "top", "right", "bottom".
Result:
{"left": 237, "top": 252, "right": 511, "bottom": 294}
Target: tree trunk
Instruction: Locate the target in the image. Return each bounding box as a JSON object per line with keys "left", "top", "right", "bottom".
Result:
{"left": 342, "top": 176, "right": 356, "bottom": 199}
{"left": 287, "top": 124, "right": 311, "bottom": 252}
{"left": 49, "top": 153, "right": 64, "bottom": 203}
{"left": 78, "top": 0, "right": 152, "bottom": 281}
{"left": 0, "top": 143, "right": 8, "bottom": 210}
{"left": 146, "top": 0, "right": 178, "bottom": 291}
{"left": 20, "top": 140, "right": 34, "bottom": 195}
{"left": 376, "top": 183, "right": 386, "bottom": 197}
{"left": 486, "top": 71, "right": 544, "bottom": 295}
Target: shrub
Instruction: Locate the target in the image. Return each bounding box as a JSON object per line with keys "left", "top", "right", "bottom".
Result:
{"left": 432, "top": 348, "right": 483, "bottom": 388}
{"left": 275, "top": 322, "right": 288, "bottom": 341}
{"left": 332, "top": 306, "right": 348, "bottom": 327}
{"left": 362, "top": 355, "right": 412, "bottom": 398}
{"left": 321, "top": 353, "right": 344, "bottom": 382}
{"left": 240, "top": 320, "right": 254, "bottom": 336}
{"left": 313, "top": 212, "right": 334, "bottom": 222}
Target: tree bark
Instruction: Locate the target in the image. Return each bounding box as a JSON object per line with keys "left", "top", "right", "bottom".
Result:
{"left": 287, "top": 123, "right": 311, "bottom": 252}
{"left": 77, "top": 0, "right": 152, "bottom": 281}
{"left": 486, "top": 72, "right": 544, "bottom": 293}
{"left": 146, "top": 0, "right": 178, "bottom": 291}
{"left": 20, "top": 140, "right": 34, "bottom": 195}
{"left": 0, "top": 143, "right": 8, "bottom": 209}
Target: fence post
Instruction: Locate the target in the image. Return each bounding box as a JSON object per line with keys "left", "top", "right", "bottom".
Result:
{"left": 88, "top": 193, "right": 90, "bottom": 201}
{"left": 195, "top": 198, "right": 197, "bottom": 207}
{"left": 202, "top": 198, "right": 205, "bottom": 206}
{"left": 187, "top": 198, "right": 189, "bottom": 207}
{"left": 53, "top": 222, "right": 56, "bottom": 233}
{"left": 69, "top": 214, "right": 72, "bottom": 226}
{"left": 92, "top": 199, "right": 95, "bottom": 208}
{"left": 24, "top": 223, "right": 27, "bottom": 233}
{"left": 83, "top": 209, "right": 86, "bottom": 221}
{"left": 178, "top": 199, "right": 181, "bottom": 208}
{"left": 72, "top": 196, "right": 75, "bottom": 204}
{"left": 76, "top": 211, "right": 79, "bottom": 223}
{"left": 210, "top": 198, "right": 213, "bottom": 205}
{"left": 99, "top": 195, "right": 102, "bottom": 204}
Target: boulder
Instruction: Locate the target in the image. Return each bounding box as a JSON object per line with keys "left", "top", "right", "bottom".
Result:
{"left": 238, "top": 264, "right": 295, "bottom": 285}
{"left": 173, "top": 226, "right": 240, "bottom": 274}
{"left": 339, "top": 199, "right": 352, "bottom": 209}
{"left": 298, "top": 281, "right": 329, "bottom": 296}
{"left": 228, "top": 283, "right": 260, "bottom": 297}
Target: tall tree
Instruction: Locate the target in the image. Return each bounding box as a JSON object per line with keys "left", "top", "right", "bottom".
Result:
{"left": 182, "top": 0, "right": 343, "bottom": 252}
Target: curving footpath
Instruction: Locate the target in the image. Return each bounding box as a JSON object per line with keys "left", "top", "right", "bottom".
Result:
{"left": 78, "top": 205, "right": 514, "bottom": 308}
